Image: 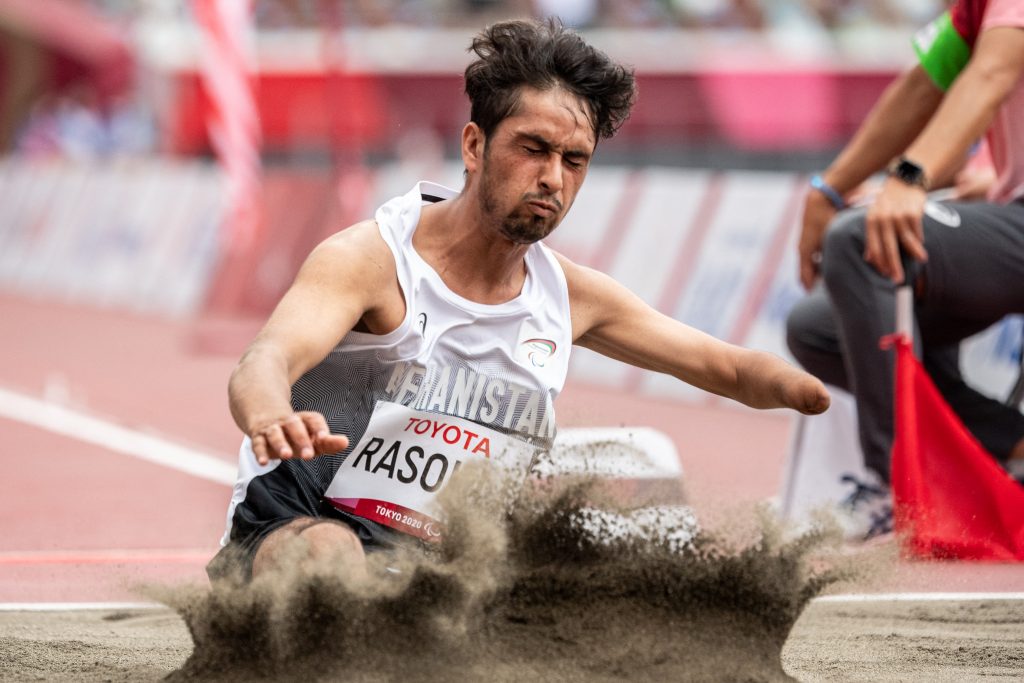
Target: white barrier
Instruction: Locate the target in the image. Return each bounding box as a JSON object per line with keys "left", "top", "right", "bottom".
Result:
{"left": 777, "top": 387, "right": 867, "bottom": 521}
{"left": 0, "top": 158, "right": 224, "bottom": 317}
{"left": 543, "top": 426, "right": 683, "bottom": 480}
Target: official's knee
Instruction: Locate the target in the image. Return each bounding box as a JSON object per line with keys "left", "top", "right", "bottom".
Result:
{"left": 820, "top": 209, "right": 869, "bottom": 294}
{"left": 785, "top": 297, "right": 818, "bottom": 370}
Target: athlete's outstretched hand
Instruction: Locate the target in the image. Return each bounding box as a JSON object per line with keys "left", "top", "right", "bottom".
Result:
{"left": 778, "top": 371, "right": 831, "bottom": 416}
{"left": 250, "top": 411, "right": 349, "bottom": 466}
{"left": 725, "top": 348, "right": 831, "bottom": 415}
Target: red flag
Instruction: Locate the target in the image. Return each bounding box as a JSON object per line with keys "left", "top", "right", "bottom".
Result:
{"left": 890, "top": 335, "right": 1024, "bottom": 560}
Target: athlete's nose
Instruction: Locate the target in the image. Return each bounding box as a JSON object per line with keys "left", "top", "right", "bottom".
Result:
{"left": 538, "top": 154, "right": 564, "bottom": 195}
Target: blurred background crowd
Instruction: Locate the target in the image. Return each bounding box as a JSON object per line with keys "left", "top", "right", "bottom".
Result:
{"left": 1, "top": 0, "right": 949, "bottom": 165}
{"left": 93, "top": 0, "right": 947, "bottom": 31}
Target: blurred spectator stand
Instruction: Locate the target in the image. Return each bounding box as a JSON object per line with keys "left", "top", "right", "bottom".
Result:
{"left": 150, "top": 23, "right": 916, "bottom": 160}
{"left": 0, "top": 0, "right": 134, "bottom": 152}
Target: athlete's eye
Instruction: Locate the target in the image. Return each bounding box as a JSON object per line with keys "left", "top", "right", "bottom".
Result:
{"left": 523, "top": 146, "right": 543, "bottom": 155}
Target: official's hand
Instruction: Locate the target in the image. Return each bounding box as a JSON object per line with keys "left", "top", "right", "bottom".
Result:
{"left": 250, "top": 411, "right": 350, "bottom": 466}
{"left": 952, "top": 165, "right": 996, "bottom": 201}
{"left": 864, "top": 179, "right": 928, "bottom": 283}
{"left": 798, "top": 190, "right": 837, "bottom": 291}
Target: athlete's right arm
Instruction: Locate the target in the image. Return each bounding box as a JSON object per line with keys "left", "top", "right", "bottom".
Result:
{"left": 228, "top": 221, "right": 397, "bottom": 465}
{"left": 557, "top": 254, "right": 830, "bottom": 415}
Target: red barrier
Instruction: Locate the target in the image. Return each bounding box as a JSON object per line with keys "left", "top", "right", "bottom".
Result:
{"left": 164, "top": 69, "right": 897, "bottom": 154}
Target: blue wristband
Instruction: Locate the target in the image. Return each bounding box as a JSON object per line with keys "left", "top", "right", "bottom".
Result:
{"left": 810, "top": 174, "right": 847, "bottom": 210}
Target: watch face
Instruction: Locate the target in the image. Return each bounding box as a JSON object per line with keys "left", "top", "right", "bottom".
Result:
{"left": 891, "top": 158, "right": 927, "bottom": 189}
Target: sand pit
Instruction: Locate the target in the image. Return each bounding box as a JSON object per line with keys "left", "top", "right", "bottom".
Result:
{"left": 4, "top": 597, "right": 1023, "bottom": 681}
{"left": 168, "top": 475, "right": 848, "bottom": 682}
{"left": 3, "top": 475, "right": 1022, "bottom": 682}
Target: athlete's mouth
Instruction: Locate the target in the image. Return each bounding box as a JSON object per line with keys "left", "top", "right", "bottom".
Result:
{"left": 526, "top": 199, "right": 560, "bottom": 218}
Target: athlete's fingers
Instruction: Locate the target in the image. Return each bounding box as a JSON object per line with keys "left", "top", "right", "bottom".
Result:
{"left": 280, "top": 414, "right": 315, "bottom": 460}
{"left": 299, "top": 412, "right": 349, "bottom": 455}
{"left": 317, "top": 433, "right": 350, "bottom": 454}
{"left": 298, "top": 411, "right": 330, "bottom": 440}
{"left": 262, "top": 423, "right": 293, "bottom": 460}
{"left": 252, "top": 433, "right": 270, "bottom": 466}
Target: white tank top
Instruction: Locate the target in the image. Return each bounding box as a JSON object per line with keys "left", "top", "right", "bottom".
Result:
{"left": 221, "top": 181, "right": 573, "bottom": 543}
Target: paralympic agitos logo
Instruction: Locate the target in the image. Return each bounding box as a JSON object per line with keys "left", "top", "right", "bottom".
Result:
{"left": 522, "top": 338, "right": 556, "bottom": 367}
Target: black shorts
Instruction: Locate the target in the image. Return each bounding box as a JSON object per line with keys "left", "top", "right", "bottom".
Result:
{"left": 206, "top": 462, "right": 406, "bottom": 583}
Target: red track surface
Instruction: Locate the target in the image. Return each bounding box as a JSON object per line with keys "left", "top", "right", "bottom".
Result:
{"left": 2, "top": 293, "right": 1022, "bottom": 604}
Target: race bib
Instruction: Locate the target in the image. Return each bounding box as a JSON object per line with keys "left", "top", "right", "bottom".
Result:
{"left": 323, "top": 401, "right": 536, "bottom": 542}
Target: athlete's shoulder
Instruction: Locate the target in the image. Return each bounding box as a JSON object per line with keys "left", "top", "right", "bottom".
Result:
{"left": 548, "top": 248, "right": 634, "bottom": 317}
{"left": 549, "top": 248, "right": 612, "bottom": 293}
{"left": 321, "top": 219, "right": 385, "bottom": 248}
{"left": 302, "top": 220, "right": 396, "bottom": 288}
{"left": 549, "top": 248, "right": 581, "bottom": 277}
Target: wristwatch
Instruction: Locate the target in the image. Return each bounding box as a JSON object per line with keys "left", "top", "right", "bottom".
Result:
{"left": 887, "top": 156, "right": 930, "bottom": 191}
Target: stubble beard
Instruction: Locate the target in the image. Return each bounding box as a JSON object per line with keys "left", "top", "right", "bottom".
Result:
{"left": 479, "top": 163, "right": 559, "bottom": 245}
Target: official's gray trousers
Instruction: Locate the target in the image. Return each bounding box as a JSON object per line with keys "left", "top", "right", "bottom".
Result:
{"left": 786, "top": 199, "right": 1024, "bottom": 482}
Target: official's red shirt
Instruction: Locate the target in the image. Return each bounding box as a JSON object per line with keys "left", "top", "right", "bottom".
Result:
{"left": 950, "top": 0, "right": 989, "bottom": 46}
{"left": 946, "top": 0, "right": 1024, "bottom": 201}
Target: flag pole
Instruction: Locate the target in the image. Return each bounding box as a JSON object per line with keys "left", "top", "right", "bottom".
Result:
{"left": 895, "top": 285, "right": 913, "bottom": 345}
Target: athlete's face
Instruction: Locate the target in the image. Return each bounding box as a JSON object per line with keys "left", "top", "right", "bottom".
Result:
{"left": 464, "top": 87, "right": 596, "bottom": 245}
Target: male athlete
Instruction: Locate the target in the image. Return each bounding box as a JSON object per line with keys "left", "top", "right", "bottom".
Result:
{"left": 210, "top": 19, "right": 830, "bottom": 581}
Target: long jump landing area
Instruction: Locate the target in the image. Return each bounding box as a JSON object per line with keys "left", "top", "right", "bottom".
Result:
{"left": 2, "top": 293, "right": 1023, "bottom": 680}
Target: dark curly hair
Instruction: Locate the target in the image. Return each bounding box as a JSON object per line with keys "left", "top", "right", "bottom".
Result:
{"left": 464, "top": 19, "right": 637, "bottom": 143}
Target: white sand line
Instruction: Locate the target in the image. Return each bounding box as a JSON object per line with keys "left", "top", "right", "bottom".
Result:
{"left": 0, "top": 548, "right": 217, "bottom": 565}
{"left": 0, "top": 385, "right": 234, "bottom": 485}
{"left": 816, "top": 592, "right": 1024, "bottom": 603}
{"left": 0, "top": 602, "right": 164, "bottom": 612}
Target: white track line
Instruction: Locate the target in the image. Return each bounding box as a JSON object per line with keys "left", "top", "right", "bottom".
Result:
{"left": 0, "top": 602, "right": 164, "bottom": 612}
{"left": 0, "top": 386, "right": 234, "bottom": 485}
{"left": 814, "top": 592, "right": 1024, "bottom": 603}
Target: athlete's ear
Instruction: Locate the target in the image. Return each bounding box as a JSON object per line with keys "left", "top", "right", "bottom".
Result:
{"left": 461, "top": 122, "right": 485, "bottom": 174}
